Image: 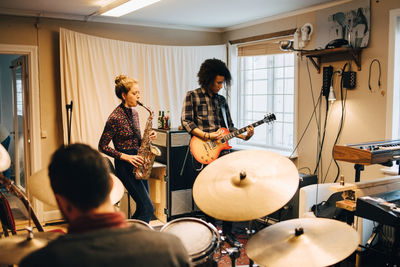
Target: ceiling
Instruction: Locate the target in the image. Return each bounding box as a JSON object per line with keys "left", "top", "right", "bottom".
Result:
{"left": 0, "top": 0, "right": 345, "bottom": 31}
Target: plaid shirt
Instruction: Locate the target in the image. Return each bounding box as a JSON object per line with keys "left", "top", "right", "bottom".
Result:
{"left": 181, "top": 88, "right": 235, "bottom": 134}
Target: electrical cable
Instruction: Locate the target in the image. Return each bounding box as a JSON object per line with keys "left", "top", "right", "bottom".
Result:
{"left": 289, "top": 60, "right": 322, "bottom": 159}
{"left": 368, "top": 59, "right": 382, "bottom": 92}
{"left": 332, "top": 62, "right": 349, "bottom": 183}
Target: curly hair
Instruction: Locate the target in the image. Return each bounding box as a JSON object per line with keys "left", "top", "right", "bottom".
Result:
{"left": 197, "top": 58, "right": 231, "bottom": 90}
{"left": 114, "top": 75, "right": 138, "bottom": 101}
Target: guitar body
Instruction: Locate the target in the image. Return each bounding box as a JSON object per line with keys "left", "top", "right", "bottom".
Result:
{"left": 190, "top": 128, "right": 232, "bottom": 164}
{"left": 190, "top": 113, "right": 276, "bottom": 165}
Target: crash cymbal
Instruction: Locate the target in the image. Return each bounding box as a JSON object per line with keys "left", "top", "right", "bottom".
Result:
{"left": 0, "top": 144, "right": 11, "bottom": 172}
{"left": 193, "top": 150, "right": 299, "bottom": 221}
{"left": 246, "top": 218, "right": 360, "bottom": 267}
{"left": 28, "top": 168, "right": 58, "bottom": 207}
{"left": 29, "top": 170, "right": 123, "bottom": 207}
{"left": 109, "top": 173, "right": 124, "bottom": 205}
{"left": 0, "top": 231, "right": 62, "bottom": 264}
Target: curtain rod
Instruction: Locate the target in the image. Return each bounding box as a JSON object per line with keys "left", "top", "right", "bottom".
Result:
{"left": 229, "top": 28, "right": 297, "bottom": 45}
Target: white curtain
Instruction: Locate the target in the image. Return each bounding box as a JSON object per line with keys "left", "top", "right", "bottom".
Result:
{"left": 59, "top": 28, "right": 226, "bottom": 149}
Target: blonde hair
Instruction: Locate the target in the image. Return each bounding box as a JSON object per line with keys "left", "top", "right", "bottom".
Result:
{"left": 114, "top": 75, "right": 138, "bottom": 101}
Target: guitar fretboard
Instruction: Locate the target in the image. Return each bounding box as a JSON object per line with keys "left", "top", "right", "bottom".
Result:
{"left": 222, "top": 114, "right": 275, "bottom": 141}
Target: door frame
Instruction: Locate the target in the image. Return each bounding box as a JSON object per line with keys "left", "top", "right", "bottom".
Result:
{"left": 0, "top": 44, "right": 41, "bottom": 174}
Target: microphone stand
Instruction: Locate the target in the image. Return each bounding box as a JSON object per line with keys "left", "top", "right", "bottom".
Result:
{"left": 66, "top": 101, "right": 73, "bottom": 145}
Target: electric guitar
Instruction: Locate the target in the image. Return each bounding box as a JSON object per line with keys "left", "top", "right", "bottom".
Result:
{"left": 190, "top": 113, "right": 276, "bottom": 164}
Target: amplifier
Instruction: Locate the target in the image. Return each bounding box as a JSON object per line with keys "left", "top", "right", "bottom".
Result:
{"left": 152, "top": 128, "right": 197, "bottom": 220}
{"left": 268, "top": 173, "right": 318, "bottom": 221}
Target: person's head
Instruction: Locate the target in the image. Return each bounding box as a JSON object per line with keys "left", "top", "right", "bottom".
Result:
{"left": 198, "top": 58, "right": 231, "bottom": 94}
{"left": 48, "top": 143, "right": 112, "bottom": 214}
{"left": 115, "top": 75, "right": 140, "bottom": 107}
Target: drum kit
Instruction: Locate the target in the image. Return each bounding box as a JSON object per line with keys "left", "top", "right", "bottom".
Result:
{"left": 189, "top": 150, "right": 360, "bottom": 267}
{"left": 0, "top": 144, "right": 360, "bottom": 266}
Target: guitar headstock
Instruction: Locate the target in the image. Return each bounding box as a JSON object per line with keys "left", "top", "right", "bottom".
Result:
{"left": 264, "top": 113, "right": 276, "bottom": 123}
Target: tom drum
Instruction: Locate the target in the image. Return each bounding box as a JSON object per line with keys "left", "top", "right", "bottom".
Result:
{"left": 160, "top": 217, "right": 220, "bottom": 266}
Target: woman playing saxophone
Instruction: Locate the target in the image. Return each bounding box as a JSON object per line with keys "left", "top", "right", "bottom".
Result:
{"left": 99, "top": 75, "right": 156, "bottom": 223}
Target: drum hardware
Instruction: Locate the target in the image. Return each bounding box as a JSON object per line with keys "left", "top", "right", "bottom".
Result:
{"left": 0, "top": 227, "right": 61, "bottom": 264}
{"left": 246, "top": 218, "right": 360, "bottom": 267}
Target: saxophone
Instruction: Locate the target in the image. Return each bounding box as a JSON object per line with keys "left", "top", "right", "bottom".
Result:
{"left": 134, "top": 101, "right": 161, "bottom": 180}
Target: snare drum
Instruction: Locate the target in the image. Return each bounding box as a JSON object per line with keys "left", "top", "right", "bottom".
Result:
{"left": 160, "top": 217, "right": 220, "bottom": 266}
{"left": 126, "top": 219, "right": 154, "bottom": 230}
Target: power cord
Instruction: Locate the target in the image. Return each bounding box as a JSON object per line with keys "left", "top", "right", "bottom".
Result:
{"left": 368, "top": 59, "right": 381, "bottom": 92}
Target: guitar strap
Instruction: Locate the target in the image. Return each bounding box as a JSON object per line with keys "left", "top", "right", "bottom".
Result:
{"left": 219, "top": 97, "right": 229, "bottom": 129}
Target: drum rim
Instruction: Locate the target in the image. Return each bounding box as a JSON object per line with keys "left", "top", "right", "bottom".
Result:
{"left": 160, "top": 217, "right": 220, "bottom": 264}
{"left": 125, "top": 219, "right": 154, "bottom": 230}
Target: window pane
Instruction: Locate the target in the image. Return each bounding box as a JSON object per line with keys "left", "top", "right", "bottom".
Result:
{"left": 274, "top": 54, "right": 284, "bottom": 67}
{"left": 254, "top": 56, "right": 267, "bottom": 69}
{"left": 284, "top": 78, "right": 294, "bottom": 94}
{"left": 284, "top": 95, "right": 294, "bottom": 113}
{"left": 254, "top": 69, "right": 268, "bottom": 79}
{"left": 254, "top": 95, "right": 267, "bottom": 112}
{"left": 275, "top": 67, "right": 284, "bottom": 78}
{"left": 254, "top": 80, "right": 268, "bottom": 94}
{"left": 274, "top": 94, "right": 284, "bottom": 113}
{"left": 275, "top": 79, "right": 284, "bottom": 94}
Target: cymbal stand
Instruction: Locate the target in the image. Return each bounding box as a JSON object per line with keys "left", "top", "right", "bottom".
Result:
{"left": 226, "top": 247, "right": 240, "bottom": 267}
{"left": 245, "top": 220, "right": 257, "bottom": 267}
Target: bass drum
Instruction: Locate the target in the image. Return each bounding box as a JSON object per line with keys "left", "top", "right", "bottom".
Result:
{"left": 160, "top": 217, "right": 220, "bottom": 266}
{"left": 125, "top": 219, "right": 154, "bottom": 230}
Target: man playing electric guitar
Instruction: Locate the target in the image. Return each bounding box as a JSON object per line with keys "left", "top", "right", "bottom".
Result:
{"left": 181, "top": 58, "right": 254, "bottom": 248}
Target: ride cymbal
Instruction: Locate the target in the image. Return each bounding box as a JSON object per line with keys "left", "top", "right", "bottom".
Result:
{"left": 246, "top": 218, "right": 360, "bottom": 267}
{"left": 193, "top": 150, "right": 299, "bottom": 221}
{"left": 0, "top": 231, "right": 62, "bottom": 265}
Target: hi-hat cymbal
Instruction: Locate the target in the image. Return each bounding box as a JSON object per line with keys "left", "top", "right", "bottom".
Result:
{"left": 0, "top": 231, "right": 62, "bottom": 264}
{"left": 193, "top": 150, "right": 299, "bottom": 221}
{"left": 246, "top": 218, "right": 360, "bottom": 267}
{"left": 29, "top": 169, "right": 124, "bottom": 207}
{"left": 0, "top": 144, "right": 11, "bottom": 172}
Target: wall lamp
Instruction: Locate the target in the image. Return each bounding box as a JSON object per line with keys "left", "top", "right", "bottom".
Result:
{"left": 99, "top": 0, "right": 161, "bottom": 17}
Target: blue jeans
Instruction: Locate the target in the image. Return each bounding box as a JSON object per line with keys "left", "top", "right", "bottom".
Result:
{"left": 114, "top": 149, "right": 154, "bottom": 223}
{"left": 1, "top": 136, "right": 11, "bottom": 178}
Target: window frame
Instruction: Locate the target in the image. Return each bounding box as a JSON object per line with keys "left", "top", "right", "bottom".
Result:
{"left": 228, "top": 42, "right": 298, "bottom": 157}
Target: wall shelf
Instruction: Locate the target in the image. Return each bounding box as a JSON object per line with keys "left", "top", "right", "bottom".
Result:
{"left": 300, "top": 47, "right": 362, "bottom": 73}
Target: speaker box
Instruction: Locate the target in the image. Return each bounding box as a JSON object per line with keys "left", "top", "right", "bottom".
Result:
{"left": 152, "top": 128, "right": 197, "bottom": 221}
{"left": 268, "top": 173, "right": 318, "bottom": 221}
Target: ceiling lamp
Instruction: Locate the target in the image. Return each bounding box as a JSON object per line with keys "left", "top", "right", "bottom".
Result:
{"left": 100, "top": 0, "right": 161, "bottom": 17}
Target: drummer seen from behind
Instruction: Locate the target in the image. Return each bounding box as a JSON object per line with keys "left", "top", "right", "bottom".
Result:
{"left": 181, "top": 58, "right": 254, "bottom": 248}
{"left": 20, "top": 143, "right": 191, "bottom": 267}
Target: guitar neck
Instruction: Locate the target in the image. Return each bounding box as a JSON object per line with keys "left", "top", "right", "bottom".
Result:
{"left": 223, "top": 119, "right": 266, "bottom": 141}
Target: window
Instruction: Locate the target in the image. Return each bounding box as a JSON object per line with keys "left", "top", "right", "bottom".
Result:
{"left": 230, "top": 39, "right": 296, "bottom": 154}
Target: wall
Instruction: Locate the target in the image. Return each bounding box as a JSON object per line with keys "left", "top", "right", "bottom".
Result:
{"left": 0, "top": 15, "right": 222, "bottom": 171}
{"left": 223, "top": 0, "right": 400, "bottom": 183}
